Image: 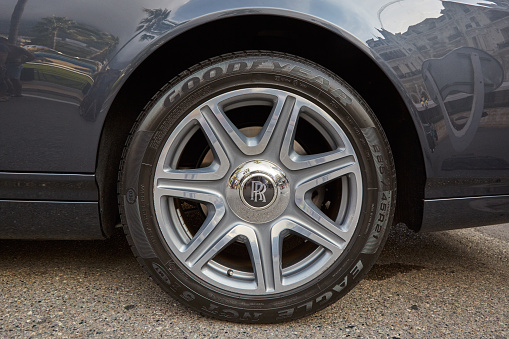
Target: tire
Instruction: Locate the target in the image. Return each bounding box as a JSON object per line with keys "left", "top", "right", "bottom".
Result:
{"left": 118, "top": 51, "right": 396, "bottom": 323}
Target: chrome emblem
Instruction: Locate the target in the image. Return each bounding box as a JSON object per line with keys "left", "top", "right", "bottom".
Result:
{"left": 251, "top": 181, "right": 267, "bottom": 203}
{"left": 241, "top": 175, "right": 275, "bottom": 209}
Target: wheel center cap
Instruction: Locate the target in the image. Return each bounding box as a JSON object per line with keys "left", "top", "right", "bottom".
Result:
{"left": 226, "top": 160, "right": 290, "bottom": 223}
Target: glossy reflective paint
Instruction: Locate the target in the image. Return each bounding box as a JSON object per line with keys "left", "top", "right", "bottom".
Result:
{"left": 366, "top": 1, "right": 509, "bottom": 199}
{"left": 0, "top": 0, "right": 508, "bottom": 237}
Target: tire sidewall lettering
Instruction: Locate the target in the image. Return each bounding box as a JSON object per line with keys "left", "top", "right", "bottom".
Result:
{"left": 163, "top": 58, "right": 353, "bottom": 110}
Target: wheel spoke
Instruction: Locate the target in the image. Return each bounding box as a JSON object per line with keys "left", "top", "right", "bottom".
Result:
{"left": 246, "top": 228, "right": 282, "bottom": 293}
{"left": 294, "top": 154, "right": 362, "bottom": 245}
{"left": 199, "top": 104, "right": 247, "bottom": 159}
{"left": 154, "top": 175, "right": 221, "bottom": 201}
{"left": 293, "top": 150, "right": 358, "bottom": 186}
{"left": 282, "top": 212, "right": 346, "bottom": 251}
{"left": 191, "top": 89, "right": 297, "bottom": 156}
{"left": 183, "top": 218, "right": 237, "bottom": 268}
{"left": 153, "top": 174, "right": 226, "bottom": 260}
{"left": 251, "top": 93, "right": 296, "bottom": 155}
{"left": 260, "top": 95, "right": 298, "bottom": 154}
{"left": 281, "top": 140, "right": 357, "bottom": 174}
{"left": 279, "top": 97, "right": 358, "bottom": 172}
{"left": 156, "top": 109, "right": 230, "bottom": 181}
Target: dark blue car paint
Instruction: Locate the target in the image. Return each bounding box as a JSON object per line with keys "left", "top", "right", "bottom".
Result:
{"left": 0, "top": 0, "right": 508, "bottom": 238}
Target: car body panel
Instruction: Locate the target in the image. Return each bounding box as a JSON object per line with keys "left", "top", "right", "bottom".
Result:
{"left": 0, "top": 0, "right": 508, "bottom": 238}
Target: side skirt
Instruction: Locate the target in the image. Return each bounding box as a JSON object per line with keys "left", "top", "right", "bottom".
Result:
{"left": 421, "top": 195, "right": 509, "bottom": 232}
{"left": 0, "top": 200, "right": 103, "bottom": 240}
{"left": 0, "top": 172, "right": 103, "bottom": 239}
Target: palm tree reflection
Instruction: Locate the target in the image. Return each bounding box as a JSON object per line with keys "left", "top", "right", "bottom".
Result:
{"left": 137, "top": 8, "right": 179, "bottom": 41}
{"left": 32, "top": 16, "right": 76, "bottom": 50}
{"left": 8, "top": 0, "right": 29, "bottom": 44}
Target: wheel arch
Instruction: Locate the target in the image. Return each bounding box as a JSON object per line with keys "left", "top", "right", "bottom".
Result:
{"left": 96, "top": 14, "right": 426, "bottom": 236}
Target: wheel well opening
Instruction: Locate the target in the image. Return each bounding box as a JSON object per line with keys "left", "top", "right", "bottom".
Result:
{"left": 97, "top": 14, "right": 425, "bottom": 236}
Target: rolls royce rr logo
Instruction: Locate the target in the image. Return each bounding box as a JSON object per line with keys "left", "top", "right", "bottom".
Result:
{"left": 241, "top": 175, "right": 276, "bottom": 209}
{"left": 251, "top": 181, "right": 266, "bottom": 202}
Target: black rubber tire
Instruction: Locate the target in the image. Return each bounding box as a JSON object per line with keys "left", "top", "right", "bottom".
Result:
{"left": 118, "top": 51, "right": 396, "bottom": 323}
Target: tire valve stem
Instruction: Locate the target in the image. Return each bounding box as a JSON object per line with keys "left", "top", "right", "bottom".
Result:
{"left": 227, "top": 269, "right": 234, "bottom": 277}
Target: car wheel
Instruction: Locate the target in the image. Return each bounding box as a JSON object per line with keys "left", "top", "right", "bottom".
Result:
{"left": 119, "top": 52, "right": 396, "bottom": 323}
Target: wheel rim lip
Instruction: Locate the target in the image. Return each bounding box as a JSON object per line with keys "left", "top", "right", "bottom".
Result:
{"left": 152, "top": 86, "right": 363, "bottom": 295}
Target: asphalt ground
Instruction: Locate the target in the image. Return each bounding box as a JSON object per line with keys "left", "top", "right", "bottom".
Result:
{"left": 0, "top": 223, "right": 507, "bottom": 338}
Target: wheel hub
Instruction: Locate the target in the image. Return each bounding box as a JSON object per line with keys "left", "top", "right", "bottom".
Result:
{"left": 226, "top": 160, "right": 290, "bottom": 224}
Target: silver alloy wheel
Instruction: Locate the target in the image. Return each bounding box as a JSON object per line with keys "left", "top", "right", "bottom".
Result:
{"left": 153, "top": 88, "right": 363, "bottom": 295}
